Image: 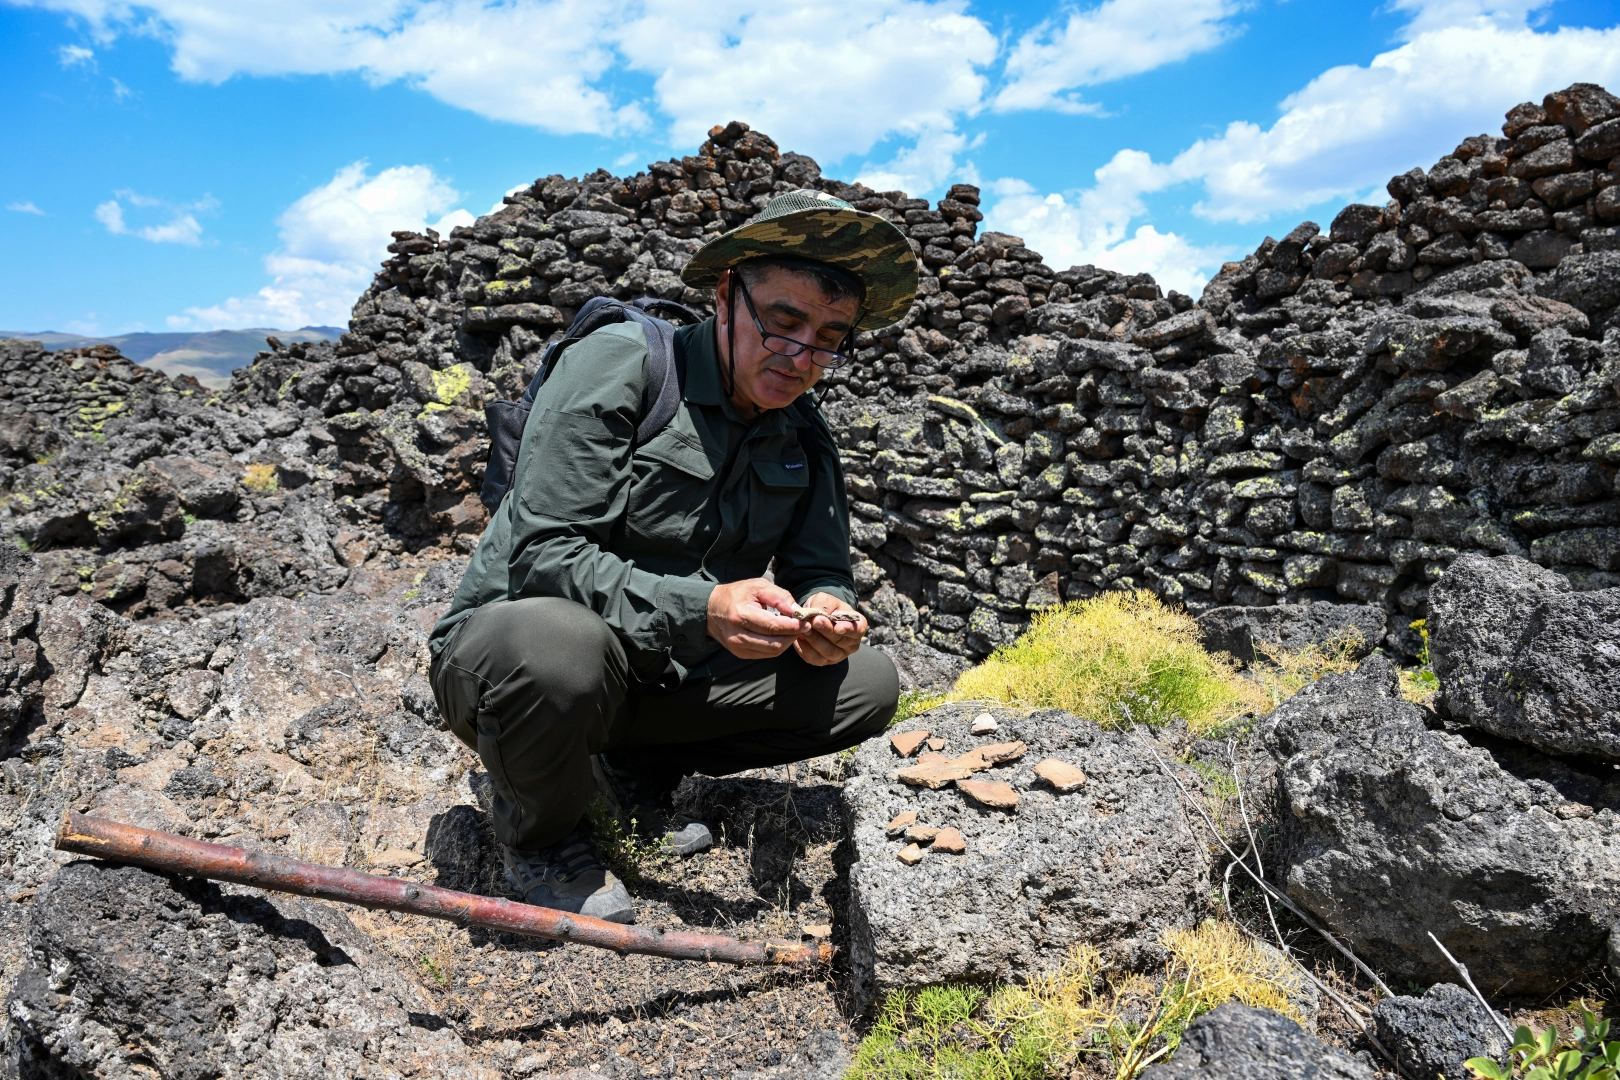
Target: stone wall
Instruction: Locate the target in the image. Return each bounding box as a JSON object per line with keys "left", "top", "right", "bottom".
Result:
{"left": 4, "top": 87, "right": 1619, "bottom": 658}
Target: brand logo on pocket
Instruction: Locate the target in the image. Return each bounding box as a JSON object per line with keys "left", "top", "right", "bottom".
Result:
{"left": 783, "top": 461, "right": 805, "bottom": 469}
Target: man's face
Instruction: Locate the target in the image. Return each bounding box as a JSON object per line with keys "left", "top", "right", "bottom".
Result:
{"left": 715, "top": 266, "right": 860, "bottom": 416}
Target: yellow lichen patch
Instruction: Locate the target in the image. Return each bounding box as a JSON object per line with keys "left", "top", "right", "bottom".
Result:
{"left": 71, "top": 399, "right": 126, "bottom": 438}
{"left": 241, "top": 463, "right": 279, "bottom": 492}
{"left": 423, "top": 363, "right": 475, "bottom": 412}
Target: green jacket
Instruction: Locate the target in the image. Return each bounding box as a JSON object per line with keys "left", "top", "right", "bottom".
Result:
{"left": 430, "top": 316, "right": 857, "bottom": 680}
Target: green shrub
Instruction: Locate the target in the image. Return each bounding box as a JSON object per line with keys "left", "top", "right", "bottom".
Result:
{"left": 948, "top": 591, "right": 1268, "bottom": 734}
{"left": 1468, "top": 1007, "right": 1616, "bottom": 1080}
{"left": 891, "top": 689, "right": 947, "bottom": 728}
{"left": 850, "top": 922, "right": 1306, "bottom": 1080}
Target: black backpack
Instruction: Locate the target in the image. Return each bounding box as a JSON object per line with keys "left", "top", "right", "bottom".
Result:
{"left": 479, "top": 296, "right": 703, "bottom": 513}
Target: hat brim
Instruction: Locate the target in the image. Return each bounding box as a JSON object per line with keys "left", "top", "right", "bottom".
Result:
{"left": 680, "top": 208, "right": 918, "bottom": 331}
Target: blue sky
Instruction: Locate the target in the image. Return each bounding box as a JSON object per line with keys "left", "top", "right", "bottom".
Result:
{"left": 3, "top": 0, "right": 1619, "bottom": 335}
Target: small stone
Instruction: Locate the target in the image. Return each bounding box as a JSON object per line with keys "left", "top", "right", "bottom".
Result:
{"left": 802, "top": 923, "right": 832, "bottom": 939}
{"left": 976, "top": 740, "right": 1027, "bottom": 765}
{"left": 1033, "top": 758, "right": 1088, "bottom": 793}
{"left": 884, "top": 810, "right": 918, "bottom": 838}
{"left": 958, "top": 778, "right": 1019, "bottom": 810}
{"left": 932, "top": 828, "right": 966, "bottom": 854}
{"left": 367, "top": 848, "right": 424, "bottom": 869}
{"left": 952, "top": 740, "right": 1027, "bottom": 773}
{"left": 897, "top": 760, "right": 974, "bottom": 789}
{"left": 917, "top": 751, "right": 951, "bottom": 765}
{"left": 925, "top": 737, "right": 946, "bottom": 751}
{"left": 970, "top": 714, "right": 999, "bottom": 735}
{"left": 904, "top": 825, "right": 940, "bottom": 844}
{"left": 897, "top": 843, "right": 924, "bottom": 865}
{"left": 668, "top": 821, "right": 714, "bottom": 856}
{"left": 890, "top": 730, "right": 931, "bottom": 757}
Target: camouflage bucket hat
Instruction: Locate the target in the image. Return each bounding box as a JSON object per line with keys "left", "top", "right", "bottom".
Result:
{"left": 681, "top": 190, "right": 919, "bottom": 331}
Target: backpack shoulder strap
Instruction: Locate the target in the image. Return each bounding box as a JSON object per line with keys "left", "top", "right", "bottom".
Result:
{"left": 518, "top": 295, "right": 628, "bottom": 407}
{"left": 630, "top": 310, "right": 687, "bottom": 444}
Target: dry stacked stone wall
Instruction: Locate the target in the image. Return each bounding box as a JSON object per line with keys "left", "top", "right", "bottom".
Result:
{"left": 5, "top": 88, "right": 1620, "bottom": 659}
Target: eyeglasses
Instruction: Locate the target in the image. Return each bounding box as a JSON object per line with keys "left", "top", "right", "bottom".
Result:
{"left": 735, "top": 278, "right": 852, "bottom": 369}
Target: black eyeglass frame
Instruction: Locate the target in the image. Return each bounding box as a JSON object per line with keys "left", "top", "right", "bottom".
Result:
{"left": 734, "top": 277, "right": 854, "bottom": 370}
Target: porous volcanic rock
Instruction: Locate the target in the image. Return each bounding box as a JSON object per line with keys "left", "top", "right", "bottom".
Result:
{"left": 4, "top": 860, "right": 494, "bottom": 1078}
{"left": 840, "top": 702, "right": 1209, "bottom": 1012}
{"left": 1195, "top": 602, "right": 1387, "bottom": 664}
{"left": 1140, "top": 1003, "right": 1374, "bottom": 1079}
{"left": 1429, "top": 551, "right": 1620, "bottom": 760}
{"left": 1372, "top": 983, "right": 1508, "bottom": 1080}
{"left": 1261, "top": 655, "right": 1620, "bottom": 993}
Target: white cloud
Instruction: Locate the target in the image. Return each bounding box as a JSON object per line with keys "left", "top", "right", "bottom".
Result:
{"left": 172, "top": 161, "right": 473, "bottom": 331}
{"left": 994, "top": 0, "right": 1245, "bottom": 114}
{"left": 1389, "top": 0, "right": 1553, "bottom": 37}
{"left": 94, "top": 190, "right": 208, "bottom": 244}
{"left": 6, "top": 201, "right": 46, "bottom": 215}
{"left": 1165, "top": 15, "right": 1620, "bottom": 223}
{"left": 985, "top": 0, "right": 1620, "bottom": 299}
{"left": 618, "top": 0, "right": 997, "bottom": 162}
{"left": 986, "top": 158, "right": 1227, "bottom": 296}
{"left": 57, "top": 43, "right": 94, "bottom": 66}
{"left": 855, "top": 128, "right": 975, "bottom": 195}
{"left": 19, "top": 0, "right": 996, "bottom": 164}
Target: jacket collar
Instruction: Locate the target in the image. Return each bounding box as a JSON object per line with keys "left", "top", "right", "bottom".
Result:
{"left": 678, "top": 317, "right": 812, "bottom": 431}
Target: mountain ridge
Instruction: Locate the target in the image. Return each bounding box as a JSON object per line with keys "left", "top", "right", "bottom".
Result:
{"left": 0, "top": 326, "right": 343, "bottom": 387}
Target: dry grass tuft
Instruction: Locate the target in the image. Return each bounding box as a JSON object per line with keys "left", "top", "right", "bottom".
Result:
{"left": 241, "top": 462, "right": 279, "bottom": 492}
{"left": 1245, "top": 630, "right": 1365, "bottom": 712}
{"left": 947, "top": 591, "right": 1268, "bottom": 733}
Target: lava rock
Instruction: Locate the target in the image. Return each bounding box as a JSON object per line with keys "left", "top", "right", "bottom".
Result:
{"left": 1429, "top": 553, "right": 1620, "bottom": 761}
{"left": 1141, "top": 1003, "right": 1374, "bottom": 1079}
{"left": 6, "top": 860, "right": 494, "bottom": 1078}
{"left": 841, "top": 703, "right": 1209, "bottom": 1012}
{"left": 1261, "top": 655, "right": 1620, "bottom": 993}
{"left": 1373, "top": 983, "right": 1508, "bottom": 1080}
{"left": 1196, "top": 602, "right": 1386, "bottom": 664}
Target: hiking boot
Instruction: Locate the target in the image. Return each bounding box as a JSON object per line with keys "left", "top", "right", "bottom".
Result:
{"left": 502, "top": 829, "right": 635, "bottom": 923}
{"left": 591, "top": 753, "right": 681, "bottom": 828}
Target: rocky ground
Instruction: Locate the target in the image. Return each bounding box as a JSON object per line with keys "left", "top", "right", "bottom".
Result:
{"left": 3, "top": 82, "right": 1619, "bottom": 1080}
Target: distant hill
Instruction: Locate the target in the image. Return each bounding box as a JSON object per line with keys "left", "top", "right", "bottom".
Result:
{"left": 0, "top": 327, "right": 343, "bottom": 388}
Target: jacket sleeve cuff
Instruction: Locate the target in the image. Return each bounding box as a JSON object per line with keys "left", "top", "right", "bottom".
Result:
{"left": 658, "top": 576, "right": 716, "bottom": 649}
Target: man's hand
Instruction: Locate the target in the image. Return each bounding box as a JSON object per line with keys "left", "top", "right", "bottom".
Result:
{"left": 792, "top": 591, "right": 867, "bottom": 667}
{"left": 706, "top": 579, "right": 807, "bottom": 659}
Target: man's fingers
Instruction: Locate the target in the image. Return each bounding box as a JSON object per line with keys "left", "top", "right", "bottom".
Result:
{"left": 738, "top": 603, "right": 804, "bottom": 636}
{"left": 796, "top": 629, "right": 843, "bottom": 664}
{"left": 729, "top": 628, "right": 797, "bottom": 654}
{"left": 793, "top": 635, "right": 841, "bottom": 666}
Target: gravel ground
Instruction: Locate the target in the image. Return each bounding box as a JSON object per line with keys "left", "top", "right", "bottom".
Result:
{"left": 343, "top": 764, "right": 861, "bottom": 1078}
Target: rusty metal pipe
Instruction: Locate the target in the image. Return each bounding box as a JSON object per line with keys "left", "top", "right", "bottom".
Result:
{"left": 56, "top": 811, "right": 831, "bottom": 968}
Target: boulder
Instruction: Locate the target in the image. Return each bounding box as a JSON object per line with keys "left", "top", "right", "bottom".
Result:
{"left": 1196, "top": 603, "right": 1386, "bottom": 664}
{"left": 1141, "top": 1003, "right": 1374, "bottom": 1079}
{"left": 840, "top": 703, "right": 1209, "bottom": 1012}
{"left": 1372, "top": 983, "right": 1508, "bottom": 1080}
{"left": 0, "top": 545, "right": 50, "bottom": 749}
{"left": 1429, "top": 552, "right": 1620, "bottom": 761}
{"left": 5, "top": 860, "right": 494, "bottom": 1078}
{"left": 1262, "top": 655, "right": 1620, "bottom": 993}
{"left": 878, "top": 640, "right": 969, "bottom": 693}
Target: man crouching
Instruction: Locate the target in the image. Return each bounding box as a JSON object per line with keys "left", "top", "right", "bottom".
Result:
{"left": 428, "top": 190, "right": 918, "bottom": 922}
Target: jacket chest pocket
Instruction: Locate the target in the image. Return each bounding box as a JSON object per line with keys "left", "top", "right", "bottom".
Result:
{"left": 626, "top": 430, "right": 718, "bottom": 548}
{"left": 746, "top": 452, "right": 810, "bottom": 545}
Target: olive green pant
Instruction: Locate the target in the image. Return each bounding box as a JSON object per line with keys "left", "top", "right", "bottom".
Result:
{"left": 430, "top": 596, "right": 899, "bottom": 851}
